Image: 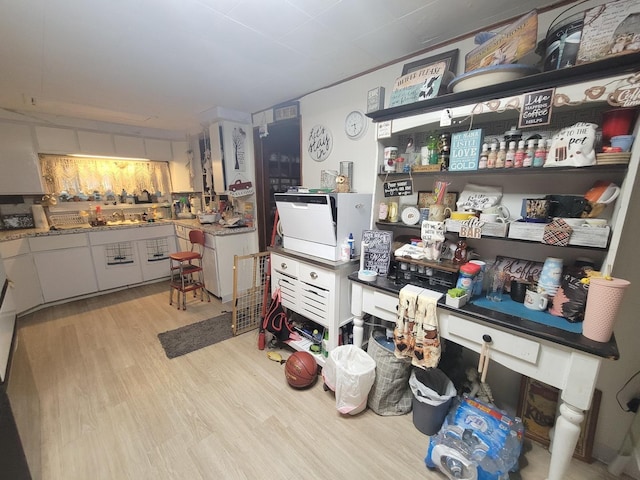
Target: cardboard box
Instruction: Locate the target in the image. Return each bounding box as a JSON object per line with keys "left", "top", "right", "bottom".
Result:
{"left": 508, "top": 221, "right": 610, "bottom": 248}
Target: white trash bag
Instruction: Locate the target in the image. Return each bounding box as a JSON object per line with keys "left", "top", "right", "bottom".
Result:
{"left": 322, "top": 345, "right": 376, "bottom": 415}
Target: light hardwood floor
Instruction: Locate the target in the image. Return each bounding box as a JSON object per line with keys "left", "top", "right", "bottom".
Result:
{"left": 7, "top": 281, "right": 625, "bottom": 480}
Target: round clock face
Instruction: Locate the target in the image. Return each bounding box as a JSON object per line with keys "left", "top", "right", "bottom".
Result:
{"left": 345, "top": 110, "right": 367, "bottom": 139}
{"left": 308, "top": 124, "right": 332, "bottom": 162}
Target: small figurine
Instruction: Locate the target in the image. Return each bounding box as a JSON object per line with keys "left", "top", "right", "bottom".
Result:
{"left": 335, "top": 174, "right": 350, "bottom": 193}
{"left": 453, "top": 239, "right": 468, "bottom": 264}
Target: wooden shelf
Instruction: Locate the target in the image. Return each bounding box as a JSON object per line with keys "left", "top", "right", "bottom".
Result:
{"left": 367, "top": 52, "right": 640, "bottom": 123}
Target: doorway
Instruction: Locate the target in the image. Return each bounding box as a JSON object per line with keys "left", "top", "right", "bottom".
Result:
{"left": 253, "top": 118, "right": 301, "bottom": 251}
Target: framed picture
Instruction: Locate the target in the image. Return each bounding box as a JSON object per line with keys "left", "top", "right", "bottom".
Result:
{"left": 401, "top": 49, "right": 459, "bottom": 75}
{"left": 417, "top": 191, "right": 457, "bottom": 211}
{"left": 517, "top": 377, "right": 602, "bottom": 463}
{"left": 367, "top": 87, "right": 385, "bottom": 113}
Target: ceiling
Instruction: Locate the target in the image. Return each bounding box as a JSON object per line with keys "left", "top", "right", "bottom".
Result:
{"left": 0, "top": 0, "right": 564, "bottom": 136}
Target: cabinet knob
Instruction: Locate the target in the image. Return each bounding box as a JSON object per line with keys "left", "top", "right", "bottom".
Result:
{"left": 310, "top": 271, "right": 318, "bottom": 279}
{"left": 281, "top": 263, "right": 287, "bottom": 269}
{"left": 482, "top": 334, "right": 492, "bottom": 343}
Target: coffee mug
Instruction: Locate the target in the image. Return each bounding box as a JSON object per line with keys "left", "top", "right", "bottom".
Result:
{"left": 450, "top": 211, "right": 476, "bottom": 221}
{"left": 479, "top": 213, "right": 506, "bottom": 223}
{"left": 510, "top": 280, "right": 530, "bottom": 303}
{"left": 482, "top": 205, "right": 510, "bottom": 220}
{"left": 584, "top": 181, "right": 621, "bottom": 205}
{"left": 428, "top": 204, "right": 452, "bottom": 222}
{"left": 521, "top": 198, "right": 550, "bottom": 222}
{"left": 524, "top": 290, "right": 549, "bottom": 311}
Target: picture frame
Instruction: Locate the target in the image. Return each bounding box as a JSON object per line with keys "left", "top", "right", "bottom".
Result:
{"left": 517, "top": 377, "right": 602, "bottom": 463}
{"left": 401, "top": 49, "right": 459, "bottom": 75}
{"left": 367, "top": 87, "right": 385, "bottom": 113}
{"left": 417, "top": 191, "right": 457, "bottom": 211}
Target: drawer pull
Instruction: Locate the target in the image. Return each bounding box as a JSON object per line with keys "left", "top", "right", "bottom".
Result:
{"left": 309, "top": 271, "right": 318, "bottom": 280}
{"left": 281, "top": 263, "right": 287, "bottom": 270}
{"left": 482, "top": 334, "right": 492, "bottom": 343}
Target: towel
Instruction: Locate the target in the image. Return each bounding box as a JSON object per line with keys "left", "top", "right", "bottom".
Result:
{"left": 394, "top": 285, "right": 441, "bottom": 369}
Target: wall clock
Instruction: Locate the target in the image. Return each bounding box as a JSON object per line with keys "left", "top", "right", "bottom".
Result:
{"left": 308, "top": 124, "right": 333, "bottom": 162}
{"left": 344, "top": 110, "right": 367, "bottom": 140}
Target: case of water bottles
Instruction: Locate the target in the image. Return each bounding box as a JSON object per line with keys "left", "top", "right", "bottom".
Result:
{"left": 425, "top": 396, "right": 524, "bottom": 480}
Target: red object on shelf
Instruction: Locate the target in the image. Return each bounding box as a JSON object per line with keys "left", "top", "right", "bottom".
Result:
{"left": 601, "top": 108, "right": 638, "bottom": 144}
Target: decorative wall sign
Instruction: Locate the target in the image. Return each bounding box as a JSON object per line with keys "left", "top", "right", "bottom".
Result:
{"left": 389, "top": 61, "right": 448, "bottom": 107}
{"left": 383, "top": 179, "right": 413, "bottom": 197}
{"left": 307, "top": 125, "right": 333, "bottom": 162}
{"left": 609, "top": 72, "right": 640, "bottom": 107}
{"left": 361, "top": 230, "right": 393, "bottom": 276}
{"left": 228, "top": 176, "right": 254, "bottom": 197}
{"left": 231, "top": 127, "right": 247, "bottom": 172}
{"left": 367, "top": 87, "right": 385, "bottom": 113}
{"left": 449, "top": 129, "right": 483, "bottom": 171}
{"left": 519, "top": 88, "right": 554, "bottom": 128}
{"left": 577, "top": 0, "right": 640, "bottom": 65}
{"left": 377, "top": 121, "right": 392, "bottom": 139}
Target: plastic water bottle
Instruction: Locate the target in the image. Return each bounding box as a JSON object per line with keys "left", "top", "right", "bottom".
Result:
{"left": 321, "top": 329, "right": 329, "bottom": 358}
{"left": 347, "top": 233, "right": 355, "bottom": 259}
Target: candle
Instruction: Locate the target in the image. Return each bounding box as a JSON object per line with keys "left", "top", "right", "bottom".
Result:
{"left": 360, "top": 242, "right": 368, "bottom": 272}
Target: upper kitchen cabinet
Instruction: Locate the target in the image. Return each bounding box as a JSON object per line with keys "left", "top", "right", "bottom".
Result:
{"left": 170, "top": 140, "right": 202, "bottom": 193}
{"left": 144, "top": 138, "right": 173, "bottom": 161}
{"left": 0, "top": 123, "right": 44, "bottom": 194}
{"left": 35, "top": 126, "right": 79, "bottom": 154}
{"left": 113, "top": 135, "right": 146, "bottom": 158}
{"left": 77, "top": 131, "right": 116, "bottom": 156}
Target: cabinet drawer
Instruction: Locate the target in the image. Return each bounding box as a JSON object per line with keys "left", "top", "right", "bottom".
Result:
{"left": 0, "top": 238, "right": 30, "bottom": 258}
{"left": 299, "top": 282, "right": 330, "bottom": 327}
{"left": 272, "top": 271, "right": 297, "bottom": 310}
{"left": 445, "top": 315, "right": 540, "bottom": 365}
{"left": 270, "top": 253, "right": 298, "bottom": 277}
{"left": 362, "top": 288, "right": 398, "bottom": 323}
{"left": 299, "top": 263, "right": 334, "bottom": 289}
{"left": 29, "top": 233, "right": 88, "bottom": 251}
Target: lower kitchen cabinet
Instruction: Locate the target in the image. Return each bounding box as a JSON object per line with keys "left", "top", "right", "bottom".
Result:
{"left": 91, "top": 241, "right": 143, "bottom": 291}
{"left": 30, "top": 234, "right": 98, "bottom": 303}
{"left": 137, "top": 236, "right": 177, "bottom": 282}
{"left": 0, "top": 239, "right": 43, "bottom": 314}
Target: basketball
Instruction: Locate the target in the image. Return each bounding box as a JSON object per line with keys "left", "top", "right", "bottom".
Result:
{"left": 285, "top": 351, "right": 318, "bottom": 388}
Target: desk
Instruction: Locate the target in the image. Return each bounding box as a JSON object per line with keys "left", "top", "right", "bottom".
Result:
{"left": 349, "top": 273, "right": 619, "bottom": 480}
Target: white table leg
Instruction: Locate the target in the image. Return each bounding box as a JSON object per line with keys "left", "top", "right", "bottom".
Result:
{"left": 547, "top": 402, "right": 584, "bottom": 480}
{"left": 350, "top": 283, "right": 364, "bottom": 348}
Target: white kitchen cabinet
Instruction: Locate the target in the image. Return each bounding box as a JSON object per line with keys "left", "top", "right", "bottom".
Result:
{"left": 203, "top": 233, "right": 220, "bottom": 301}
{"left": 90, "top": 241, "right": 143, "bottom": 291}
{"left": 136, "top": 231, "right": 177, "bottom": 282}
{"left": 214, "top": 232, "right": 258, "bottom": 303}
{"left": 0, "top": 238, "right": 43, "bottom": 314}
{"left": 77, "top": 131, "right": 115, "bottom": 156}
{"left": 0, "top": 122, "right": 43, "bottom": 194}
{"left": 144, "top": 138, "right": 173, "bottom": 161}
{"left": 114, "top": 135, "right": 146, "bottom": 158}
{"left": 270, "top": 250, "right": 355, "bottom": 364}
{"left": 34, "top": 126, "right": 79, "bottom": 154}
{"left": 30, "top": 234, "right": 98, "bottom": 303}
{"left": 0, "top": 260, "right": 16, "bottom": 382}
{"left": 170, "top": 140, "right": 192, "bottom": 192}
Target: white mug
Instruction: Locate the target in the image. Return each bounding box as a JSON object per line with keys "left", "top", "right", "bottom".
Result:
{"left": 524, "top": 290, "right": 549, "bottom": 311}
{"left": 482, "top": 205, "right": 510, "bottom": 220}
{"left": 479, "top": 213, "right": 506, "bottom": 223}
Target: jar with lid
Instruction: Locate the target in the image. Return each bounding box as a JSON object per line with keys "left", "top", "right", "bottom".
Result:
{"left": 455, "top": 262, "right": 482, "bottom": 294}
{"left": 438, "top": 133, "right": 451, "bottom": 169}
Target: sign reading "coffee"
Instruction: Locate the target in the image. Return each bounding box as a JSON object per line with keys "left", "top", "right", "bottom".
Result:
{"left": 519, "top": 88, "right": 554, "bottom": 128}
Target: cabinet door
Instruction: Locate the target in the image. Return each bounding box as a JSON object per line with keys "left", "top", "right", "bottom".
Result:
{"left": 114, "top": 135, "right": 145, "bottom": 158}
{"left": 202, "top": 246, "right": 220, "bottom": 298}
{"left": 3, "top": 256, "right": 43, "bottom": 314}
{"left": 137, "top": 236, "right": 177, "bottom": 282}
{"left": 144, "top": 138, "right": 172, "bottom": 161}
{"left": 91, "top": 242, "right": 143, "bottom": 291}
{"left": 77, "top": 131, "right": 115, "bottom": 156}
{"left": 0, "top": 123, "right": 43, "bottom": 194}
{"left": 35, "top": 126, "right": 79, "bottom": 153}
{"left": 33, "top": 248, "right": 98, "bottom": 302}
{"left": 271, "top": 270, "right": 297, "bottom": 310}
{"left": 214, "top": 233, "right": 258, "bottom": 303}
{"left": 0, "top": 279, "right": 15, "bottom": 382}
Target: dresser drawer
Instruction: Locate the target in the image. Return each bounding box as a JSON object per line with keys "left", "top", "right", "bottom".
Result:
{"left": 362, "top": 288, "right": 398, "bottom": 323}
{"left": 298, "top": 262, "right": 334, "bottom": 289}
{"left": 271, "top": 253, "right": 299, "bottom": 277}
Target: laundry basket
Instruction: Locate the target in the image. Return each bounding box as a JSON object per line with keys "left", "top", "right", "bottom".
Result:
{"left": 322, "top": 345, "right": 376, "bottom": 415}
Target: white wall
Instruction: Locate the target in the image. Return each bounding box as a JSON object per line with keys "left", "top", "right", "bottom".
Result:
{"left": 297, "top": 2, "right": 640, "bottom": 474}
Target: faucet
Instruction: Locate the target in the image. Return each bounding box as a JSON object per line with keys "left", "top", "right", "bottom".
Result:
{"left": 111, "top": 210, "right": 125, "bottom": 221}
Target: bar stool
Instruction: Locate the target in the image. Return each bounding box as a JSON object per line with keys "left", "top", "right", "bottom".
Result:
{"left": 169, "top": 229, "right": 211, "bottom": 310}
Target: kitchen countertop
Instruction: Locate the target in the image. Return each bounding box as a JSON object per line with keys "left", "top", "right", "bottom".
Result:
{"left": 0, "top": 218, "right": 255, "bottom": 242}
{"left": 349, "top": 272, "right": 619, "bottom": 360}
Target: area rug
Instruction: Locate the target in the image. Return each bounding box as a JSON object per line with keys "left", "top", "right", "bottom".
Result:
{"left": 158, "top": 312, "right": 233, "bottom": 359}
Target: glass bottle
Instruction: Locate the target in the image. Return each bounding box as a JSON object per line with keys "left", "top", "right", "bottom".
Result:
{"left": 478, "top": 143, "right": 488, "bottom": 169}
{"left": 514, "top": 140, "right": 525, "bottom": 168}
{"left": 505, "top": 141, "right": 516, "bottom": 168}
{"left": 438, "top": 132, "right": 451, "bottom": 170}
{"left": 524, "top": 139, "right": 535, "bottom": 167}
{"left": 533, "top": 139, "right": 546, "bottom": 167}
{"left": 487, "top": 143, "right": 497, "bottom": 169}
{"left": 495, "top": 141, "right": 506, "bottom": 168}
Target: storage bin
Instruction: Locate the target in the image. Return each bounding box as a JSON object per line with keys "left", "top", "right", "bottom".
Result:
{"left": 410, "top": 369, "right": 457, "bottom": 436}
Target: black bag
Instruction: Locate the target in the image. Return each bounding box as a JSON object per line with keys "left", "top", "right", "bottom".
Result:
{"left": 263, "top": 288, "right": 293, "bottom": 341}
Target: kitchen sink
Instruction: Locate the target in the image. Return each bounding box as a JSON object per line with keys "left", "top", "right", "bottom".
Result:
{"left": 105, "top": 220, "right": 143, "bottom": 226}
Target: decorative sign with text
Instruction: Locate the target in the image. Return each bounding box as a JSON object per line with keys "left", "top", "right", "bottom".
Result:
{"left": 383, "top": 179, "right": 413, "bottom": 197}
{"left": 449, "top": 129, "right": 482, "bottom": 171}
{"left": 519, "top": 88, "right": 554, "bottom": 128}
{"left": 362, "top": 230, "right": 393, "bottom": 275}
{"left": 389, "top": 61, "right": 447, "bottom": 107}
